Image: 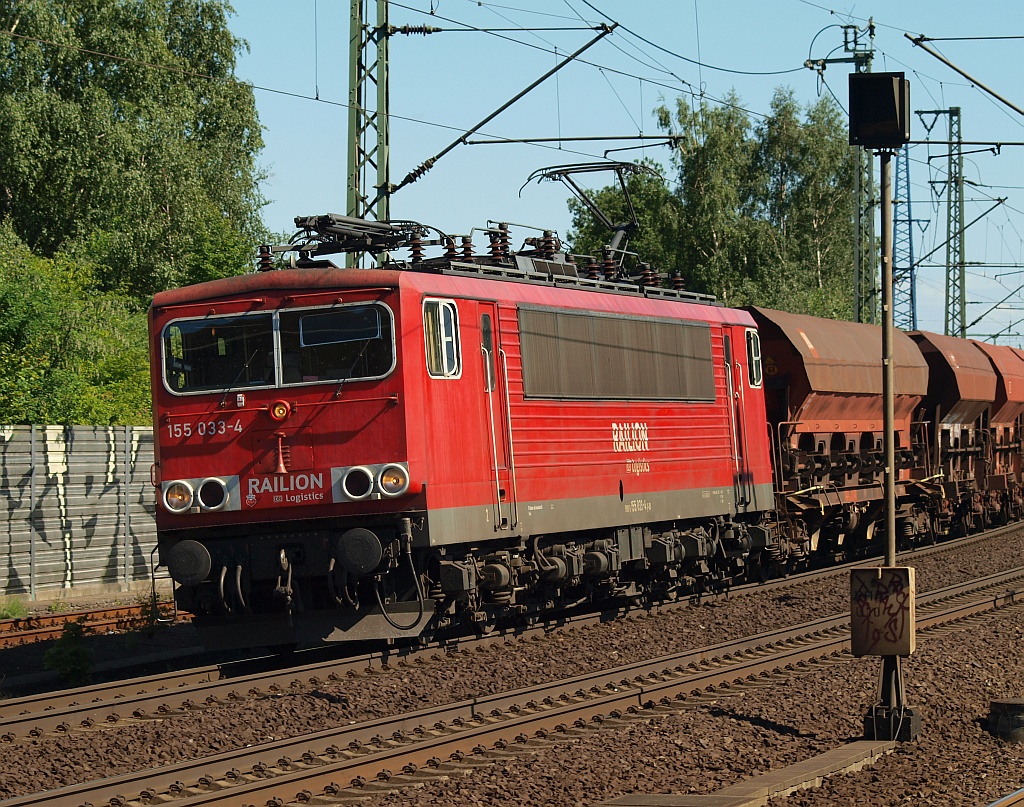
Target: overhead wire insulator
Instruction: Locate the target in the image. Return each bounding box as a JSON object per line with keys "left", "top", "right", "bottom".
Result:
{"left": 602, "top": 246, "right": 616, "bottom": 281}
{"left": 400, "top": 157, "right": 436, "bottom": 188}
{"left": 496, "top": 223, "right": 510, "bottom": 258}
{"left": 391, "top": 24, "right": 441, "bottom": 35}
{"left": 257, "top": 245, "right": 274, "bottom": 272}
{"left": 488, "top": 231, "right": 503, "bottom": 262}
{"left": 409, "top": 232, "right": 424, "bottom": 264}
{"left": 541, "top": 230, "right": 556, "bottom": 259}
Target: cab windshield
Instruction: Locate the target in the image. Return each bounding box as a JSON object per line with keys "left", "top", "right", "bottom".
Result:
{"left": 162, "top": 304, "right": 395, "bottom": 394}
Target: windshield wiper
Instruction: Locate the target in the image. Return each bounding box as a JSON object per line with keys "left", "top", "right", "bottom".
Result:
{"left": 219, "top": 348, "right": 261, "bottom": 408}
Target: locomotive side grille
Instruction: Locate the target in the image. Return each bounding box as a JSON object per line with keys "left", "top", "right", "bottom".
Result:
{"left": 518, "top": 307, "right": 715, "bottom": 401}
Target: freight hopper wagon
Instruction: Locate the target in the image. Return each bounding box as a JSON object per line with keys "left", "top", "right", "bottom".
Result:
{"left": 911, "top": 332, "right": 1000, "bottom": 534}
{"left": 149, "top": 216, "right": 778, "bottom": 650}
{"left": 971, "top": 340, "right": 1024, "bottom": 525}
{"left": 747, "top": 307, "right": 941, "bottom": 559}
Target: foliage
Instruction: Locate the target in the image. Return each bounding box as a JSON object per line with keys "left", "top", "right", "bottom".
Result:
{"left": 0, "top": 0, "right": 266, "bottom": 298}
{"left": 0, "top": 0, "right": 266, "bottom": 424}
{"left": 0, "top": 596, "right": 27, "bottom": 619}
{"left": 0, "top": 221, "right": 150, "bottom": 424}
{"left": 567, "top": 90, "right": 857, "bottom": 319}
{"left": 134, "top": 590, "right": 174, "bottom": 637}
{"left": 43, "top": 617, "right": 95, "bottom": 686}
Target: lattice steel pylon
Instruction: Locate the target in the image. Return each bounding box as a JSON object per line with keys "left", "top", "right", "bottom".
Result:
{"left": 347, "top": 0, "right": 391, "bottom": 242}
{"left": 944, "top": 108, "right": 965, "bottom": 337}
{"left": 892, "top": 144, "right": 919, "bottom": 331}
{"left": 917, "top": 108, "right": 965, "bottom": 336}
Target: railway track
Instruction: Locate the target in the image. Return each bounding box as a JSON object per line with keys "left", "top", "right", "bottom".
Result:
{"left": 0, "top": 604, "right": 185, "bottom": 650}
{"left": 1, "top": 526, "right": 1010, "bottom": 733}
{"left": 2, "top": 562, "right": 1021, "bottom": 807}
{"left": 989, "top": 789, "right": 1024, "bottom": 807}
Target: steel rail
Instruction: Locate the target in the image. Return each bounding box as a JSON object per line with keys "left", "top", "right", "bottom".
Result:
{"left": 0, "top": 605, "right": 182, "bottom": 649}
{"left": 4, "top": 566, "right": 1021, "bottom": 807}
{"left": 986, "top": 788, "right": 1024, "bottom": 807}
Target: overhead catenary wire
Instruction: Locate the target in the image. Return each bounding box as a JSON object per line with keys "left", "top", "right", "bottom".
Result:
{"left": 906, "top": 34, "right": 1024, "bottom": 117}
{"left": 576, "top": 0, "right": 806, "bottom": 76}
{"left": 0, "top": 28, "right": 619, "bottom": 166}
{"left": 392, "top": 22, "right": 618, "bottom": 193}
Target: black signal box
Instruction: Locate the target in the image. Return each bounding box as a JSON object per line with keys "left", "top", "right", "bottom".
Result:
{"left": 849, "top": 72, "right": 911, "bottom": 148}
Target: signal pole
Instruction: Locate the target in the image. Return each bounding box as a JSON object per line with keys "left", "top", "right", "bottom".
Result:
{"left": 849, "top": 72, "right": 920, "bottom": 743}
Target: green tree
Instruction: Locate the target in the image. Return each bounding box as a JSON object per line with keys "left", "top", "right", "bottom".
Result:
{"left": 0, "top": 0, "right": 266, "bottom": 298}
{"left": 0, "top": 221, "right": 150, "bottom": 425}
{"left": 657, "top": 91, "right": 766, "bottom": 307}
{"left": 568, "top": 90, "right": 857, "bottom": 319}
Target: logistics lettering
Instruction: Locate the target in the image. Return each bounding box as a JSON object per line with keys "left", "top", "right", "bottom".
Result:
{"left": 626, "top": 458, "right": 650, "bottom": 475}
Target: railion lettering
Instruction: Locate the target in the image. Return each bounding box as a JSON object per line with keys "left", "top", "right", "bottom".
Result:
{"left": 247, "top": 473, "right": 324, "bottom": 496}
{"left": 611, "top": 421, "right": 649, "bottom": 453}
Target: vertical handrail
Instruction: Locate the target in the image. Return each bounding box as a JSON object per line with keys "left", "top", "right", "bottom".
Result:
{"left": 29, "top": 424, "right": 37, "bottom": 600}
{"left": 734, "top": 359, "right": 752, "bottom": 508}
{"left": 481, "top": 345, "right": 506, "bottom": 530}
{"left": 775, "top": 421, "right": 803, "bottom": 495}
{"left": 723, "top": 335, "right": 742, "bottom": 510}
{"left": 498, "top": 348, "right": 518, "bottom": 529}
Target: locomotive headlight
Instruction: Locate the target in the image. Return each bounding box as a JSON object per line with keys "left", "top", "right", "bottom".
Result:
{"left": 377, "top": 464, "right": 410, "bottom": 497}
{"left": 163, "top": 480, "right": 194, "bottom": 514}
{"left": 196, "top": 477, "right": 229, "bottom": 511}
{"left": 342, "top": 467, "right": 375, "bottom": 501}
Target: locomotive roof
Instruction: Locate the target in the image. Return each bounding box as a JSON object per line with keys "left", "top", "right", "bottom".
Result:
{"left": 151, "top": 267, "right": 404, "bottom": 308}
{"left": 150, "top": 253, "right": 736, "bottom": 320}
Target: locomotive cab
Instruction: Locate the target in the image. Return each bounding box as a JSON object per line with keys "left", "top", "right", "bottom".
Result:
{"left": 151, "top": 266, "right": 433, "bottom": 648}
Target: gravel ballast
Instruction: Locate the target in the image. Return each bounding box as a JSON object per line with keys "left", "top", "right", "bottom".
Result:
{"left": 1, "top": 533, "right": 1023, "bottom": 804}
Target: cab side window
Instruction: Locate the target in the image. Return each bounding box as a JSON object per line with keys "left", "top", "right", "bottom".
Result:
{"left": 746, "top": 328, "right": 763, "bottom": 388}
{"left": 424, "top": 299, "right": 462, "bottom": 378}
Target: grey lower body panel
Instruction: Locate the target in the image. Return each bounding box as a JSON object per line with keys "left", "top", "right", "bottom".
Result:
{"left": 425, "top": 482, "right": 775, "bottom": 546}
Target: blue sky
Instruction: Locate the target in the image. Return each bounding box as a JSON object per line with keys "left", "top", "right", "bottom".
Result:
{"left": 229, "top": 1, "right": 1024, "bottom": 341}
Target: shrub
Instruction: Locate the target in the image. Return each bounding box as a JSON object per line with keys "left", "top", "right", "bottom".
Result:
{"left": 0, "top": 597, "right": 27, "bottom": 619}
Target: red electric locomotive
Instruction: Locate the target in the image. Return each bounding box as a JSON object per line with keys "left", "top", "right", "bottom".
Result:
{"left": 150, "top": 216, "right": 777, "bottom": 649}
